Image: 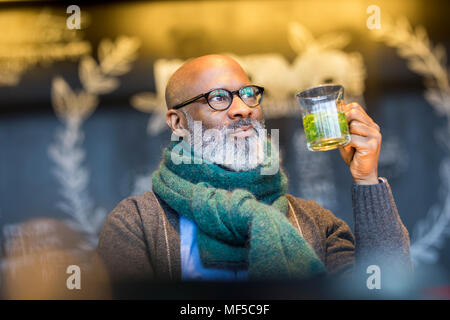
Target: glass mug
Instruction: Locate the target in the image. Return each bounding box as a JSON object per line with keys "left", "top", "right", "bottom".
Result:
{"left": 296, "top": 84, "right": 351, "bottom": 151}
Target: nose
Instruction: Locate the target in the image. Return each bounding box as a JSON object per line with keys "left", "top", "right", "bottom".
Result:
{"left": 227, "top": 95, "right": 253, "bottom": 119}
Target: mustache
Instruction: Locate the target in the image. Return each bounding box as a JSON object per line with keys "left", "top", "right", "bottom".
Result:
{"left": 227, "top": 118, "right": 263, "bottom": 130}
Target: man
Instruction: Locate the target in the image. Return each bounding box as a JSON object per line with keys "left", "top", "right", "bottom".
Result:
{"left": 97, "top": 54, "right": 411, "bottom": 286}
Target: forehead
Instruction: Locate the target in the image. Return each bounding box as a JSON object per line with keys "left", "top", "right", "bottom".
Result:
{"left": 185, "top": 64, "right": 251, "bottom": 96}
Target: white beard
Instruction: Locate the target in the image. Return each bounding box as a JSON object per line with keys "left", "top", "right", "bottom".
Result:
{"left": 184, "top": 112, "right": 266, "bottom": 172}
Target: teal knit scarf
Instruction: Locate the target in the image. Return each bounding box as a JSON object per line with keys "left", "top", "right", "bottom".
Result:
{"left": 152, "top": 141, "right": 326, "bottom": 280}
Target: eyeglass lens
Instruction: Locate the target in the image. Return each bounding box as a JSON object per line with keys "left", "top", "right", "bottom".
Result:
{"left": 208, "top": 86, "right": 262, "bottom": 110}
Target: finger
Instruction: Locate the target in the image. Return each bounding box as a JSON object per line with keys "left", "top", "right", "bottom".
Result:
{"left": 346, "top": 134, "right": 381, "bottom": 153}
{"left": 343, "top": 102, "right": 368, "bottom": 115}
{"left": 343, "top": 103, "right": 380, "bottom": 132}
{"left": 344, "top": 103, "right": 378, "bottom": 129}
{"left": 339, "top": 144, "right": 355, "bottom": 164}
{"left": 348, "top": 120, "right": 381, "bottom": 138}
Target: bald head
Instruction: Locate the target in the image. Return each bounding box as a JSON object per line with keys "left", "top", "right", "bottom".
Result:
{"left": 165, "top": 54, "right": 250, "bottom": 110}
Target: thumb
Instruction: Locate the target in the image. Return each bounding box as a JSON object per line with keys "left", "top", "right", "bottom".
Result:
{"left": 339, "top": 145, "right": 355, "bottom": 165}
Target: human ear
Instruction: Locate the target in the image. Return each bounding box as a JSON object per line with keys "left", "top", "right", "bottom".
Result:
{"left": 166, "top": 109, "right": 189, "bottom": 137}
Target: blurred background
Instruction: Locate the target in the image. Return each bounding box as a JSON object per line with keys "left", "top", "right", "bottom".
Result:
{"left": 0, "top": 0, "right": 449, "bottom": 298}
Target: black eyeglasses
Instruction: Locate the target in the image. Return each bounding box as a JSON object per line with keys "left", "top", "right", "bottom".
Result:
{"left": 171, "top": 85, "right": 265, "bottom": 111}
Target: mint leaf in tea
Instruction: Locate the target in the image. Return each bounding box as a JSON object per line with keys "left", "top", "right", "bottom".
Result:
{"left": 302, "top": 111, "right": 350, "bottom": 151}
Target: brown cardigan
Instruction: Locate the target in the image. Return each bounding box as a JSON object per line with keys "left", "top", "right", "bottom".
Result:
{"left": 97, "top": 178, "right": 411, "bottom": 284}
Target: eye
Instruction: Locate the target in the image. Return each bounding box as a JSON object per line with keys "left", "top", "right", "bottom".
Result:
{"left": 209, "top": 89, "right": 229, "bottom": 102}
{"left": 240, "top": 86, "right": 256, "bottom": 98}
{"left": 210, "top": 95, "right": 227, "bottom": 102}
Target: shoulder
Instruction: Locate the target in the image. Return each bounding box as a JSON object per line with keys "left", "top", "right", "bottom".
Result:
{"left": 97, "top": 193, "right": 160, "bottom": 284}
{"left": 101, "top": 191, "right": 163, "bottom": 237}
{"left": 109, "top": 191, "right": 161, "bottom": 219}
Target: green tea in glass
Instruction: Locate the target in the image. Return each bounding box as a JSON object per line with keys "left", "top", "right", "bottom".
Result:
{"left": 296, "top": 84, "right": 351, "bottom": 151}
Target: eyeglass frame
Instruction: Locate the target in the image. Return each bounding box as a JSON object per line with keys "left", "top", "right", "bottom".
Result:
{"left": 170, "top": 85, "right": 265, "bottom": 111}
